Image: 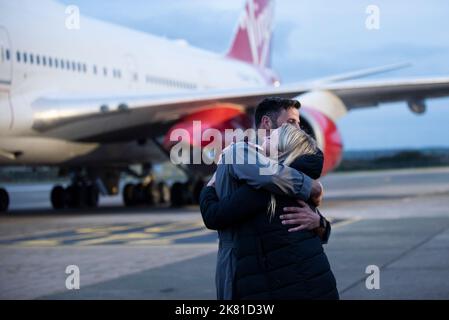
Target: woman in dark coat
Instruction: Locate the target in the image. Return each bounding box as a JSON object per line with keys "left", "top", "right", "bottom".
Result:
{"left": 200, "top": 124, "right": 339, "bottom": 300}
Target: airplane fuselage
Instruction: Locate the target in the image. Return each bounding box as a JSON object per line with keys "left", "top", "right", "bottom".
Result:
{"left": 0, "top": 0, "right": 270, "bottom": 166}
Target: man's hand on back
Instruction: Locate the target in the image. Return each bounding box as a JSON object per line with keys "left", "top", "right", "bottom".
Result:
{"left": 310, "top": 180, "right": 323, "bottom": 207}
{"left": 279, "top": 200, "right": 320, "bottom": 232}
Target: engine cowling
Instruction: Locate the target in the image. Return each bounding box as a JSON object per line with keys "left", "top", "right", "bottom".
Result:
{"left": 163, "top": 104, "right": 252, "bottom": 148}
{"left": 163, "top": 104, "right": 252, "bottom": 174}
{"left": 299, "top": 107, "right": 343, "bottom": 175}
{"left": 163, "top": 100, "right": 344, "bottom": 176}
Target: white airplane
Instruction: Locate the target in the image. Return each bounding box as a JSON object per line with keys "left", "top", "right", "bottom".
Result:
{"left": 1, "top": 0, "right": 448, "bottom": 212}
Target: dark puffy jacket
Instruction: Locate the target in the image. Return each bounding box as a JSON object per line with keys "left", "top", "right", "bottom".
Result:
{"left": 200, "top": 150, "right": 339, "bottom": 300}
{"left": 200, "top": 184, "right": 339, "bottom": 300}
{"left": 233, "top": 187, "right": 338, "bottom": 300}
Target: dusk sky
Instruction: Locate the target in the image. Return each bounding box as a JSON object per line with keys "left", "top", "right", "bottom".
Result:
{"left": 59, "top": 0, "right": 449, "bottom": 150}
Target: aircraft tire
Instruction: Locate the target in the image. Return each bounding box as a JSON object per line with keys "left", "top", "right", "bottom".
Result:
{"left": 0, "top": 188, "right": 9, "bottom": 212}
{"left": 86, "top": 184, "right": 99, "bottom": 208}
{"left": 50, "top": 185, "right": 66, "bottom": 209}
{"left": 170, "top": 182, "right": 188, "bottom": 207}
{"left": 144, "top": 182, "right": 158, "bottom": 205}
{"left": 66, "top": 185, "right": 82, "bottom": 208}
{"left": 123, "top": 183, "right": 135, "bottom": 207}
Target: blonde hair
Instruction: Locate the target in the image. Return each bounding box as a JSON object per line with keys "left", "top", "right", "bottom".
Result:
{"left": 268, "top": 124, "right": 318, "bottom": 219}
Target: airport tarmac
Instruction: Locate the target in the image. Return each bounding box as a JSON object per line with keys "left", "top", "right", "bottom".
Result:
{"left": 1, "top": 167, "right": 449, "bottom": 299}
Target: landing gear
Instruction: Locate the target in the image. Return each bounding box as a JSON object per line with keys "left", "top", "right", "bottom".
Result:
{"left": 122, "top": 181, "right": 169, "bottom": 206}
{"left": 170, "top": 179, "right": 204, "bottom": 207}
{"left": 86, "top": 184, "right": 100, "bottom": 207}
{"left": 0, "top": 188, "right": 9, "bottom": 212}
{"left": 170, "top": 182, "right": 190, "bottom": 207}
{"left": 158, "top": 182, "right": 170, "bottom": 204}
{"left": 45, "top": 163, "right": 206, "bottom": 210}
{"left": 121, "top": 163, "right": 173, "bottom": 207}
{"left": 123, "top": 183, "right": 135, "bottom": 207}
{"left": 50, "top": 185, "right": 65, "bottom": 209}
{"left": 50, "top": 183, "right": 99, "bottom": 209}
{"left": 121, "top": 177, "right": 203, "bottom": 208}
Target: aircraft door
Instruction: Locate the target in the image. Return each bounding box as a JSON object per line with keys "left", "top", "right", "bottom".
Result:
{"left": 123, "top": 54, "right": 139, "bottom": 91}
{"left": 0, "top": 26, "right": 12, "bottom": 133}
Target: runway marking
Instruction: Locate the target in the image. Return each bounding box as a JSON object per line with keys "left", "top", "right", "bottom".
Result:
{"left": 0, "top": 220, "right": 217, "bottom": 247}
{"left": 16, "top": 239, "right": 61, "bottom": 246}
{"left": 331, "top": 217, "right": 360, "bottom": 229}
{"left": 0, "top": 218, "right": 354, "bottom": 247}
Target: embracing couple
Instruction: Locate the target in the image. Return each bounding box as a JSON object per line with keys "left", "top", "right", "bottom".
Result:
{"left": 199, "top": 97, "right": 339, "bottom": 300}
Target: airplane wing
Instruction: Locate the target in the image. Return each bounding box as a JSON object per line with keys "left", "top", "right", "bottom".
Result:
{"left": 310, "top": 62, "right": 412, "bottom": 84}
{"left": 31, "top": 77, "right": 449, "bottom": 142}
{"left": 322, "top": 77, "right": 449, "bottom": 110}
{"left": 31, "top": 86, "right": 310, "bottom": 142}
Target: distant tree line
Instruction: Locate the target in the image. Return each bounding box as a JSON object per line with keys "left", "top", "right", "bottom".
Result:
{"left": 336, "top": 148, "right": 449, "bottom": 172}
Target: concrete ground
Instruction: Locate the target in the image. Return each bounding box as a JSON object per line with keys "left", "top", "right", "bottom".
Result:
{"left": 1, "top": 167, "right": 449, "bottom": 299}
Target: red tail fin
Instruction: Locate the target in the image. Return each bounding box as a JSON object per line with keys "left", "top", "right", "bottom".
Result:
{"left": 226, "top": 0, "right": 274, "bottom": 69}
